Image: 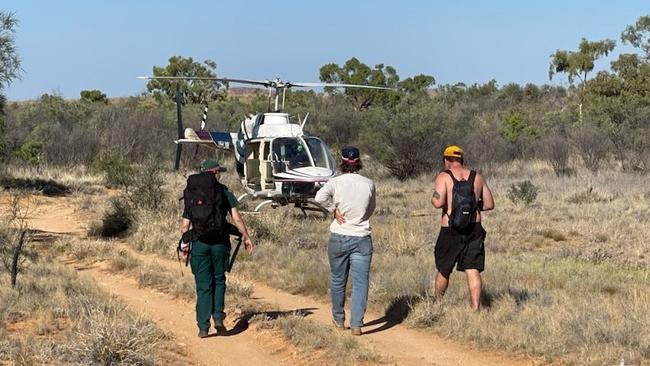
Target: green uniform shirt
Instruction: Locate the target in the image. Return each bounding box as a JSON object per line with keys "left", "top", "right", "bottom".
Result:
{"left": 223, "top": 188, "right": 239, "bottom": 208}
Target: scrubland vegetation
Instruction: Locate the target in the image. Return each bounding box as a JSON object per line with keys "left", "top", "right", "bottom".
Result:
{"left": 4, "top": 157, "right": 645, "bottom": 365}
{"left": 3, "top": 94, "right": 650, "bottom": 364}
{"left": 2, "top": 17, "right": 650, "bottom": 180}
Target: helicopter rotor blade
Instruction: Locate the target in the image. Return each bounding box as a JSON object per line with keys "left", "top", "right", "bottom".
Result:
{"left": 137, "top": 76, "right": 272, "bottom": 87}
{"left": 289, "top": 82, "right": 396, "bottom": 91}
{"left": 137, "top": 76, "right": 397, "bottom": 91}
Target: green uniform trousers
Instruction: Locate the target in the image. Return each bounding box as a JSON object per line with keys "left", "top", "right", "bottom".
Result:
{"left": 190, "top": 240, "right": 230, "bottom": 331}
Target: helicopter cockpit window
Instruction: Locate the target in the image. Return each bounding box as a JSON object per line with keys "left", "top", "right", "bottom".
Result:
{"left": 271, "top": 138, "right": 312, "bottom": 171}
{"left": 304, "top": 137, "right": 333, "bottom": 169}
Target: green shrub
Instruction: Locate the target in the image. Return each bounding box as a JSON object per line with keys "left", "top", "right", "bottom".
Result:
{"left": 80, "top": 89, "right": 108, "bottom": 104}
{"left": 15, "top": 138, "right": 44, "bottom": 165}
{"left": 93, "top": 151, "right": 134, "bottom": 188}
{"left": 128, "top": 163, "right": 165, "bottom": 210}
{"left": 89, "top": 198, "right": 134, "bottom": 238}
{"left": 500, "top": 110, "right": 539, "bottom": 143}
{"left": 507, "top": 180, "right": 538, "bottom": 205}
{"left": 359, "top": 101, "right": 445, "bottom": 180}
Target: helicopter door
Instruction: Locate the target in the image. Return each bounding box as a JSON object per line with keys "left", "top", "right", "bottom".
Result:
{"left": 244, "top": 142, "right": 261, "bottom": 189}
{"left": 260, "top": 141, "right": 274, "bottom": 189}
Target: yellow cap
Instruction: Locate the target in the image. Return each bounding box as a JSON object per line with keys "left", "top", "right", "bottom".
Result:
{"left": 443, "top": 145, "right": 464, "bottom": 158}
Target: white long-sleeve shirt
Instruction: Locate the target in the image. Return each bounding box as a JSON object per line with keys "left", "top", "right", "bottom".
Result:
{"left": 314, "top": 173, "right": 376, "bottom": 237}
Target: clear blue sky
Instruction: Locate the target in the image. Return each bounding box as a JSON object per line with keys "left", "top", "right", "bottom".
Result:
{"left": 3, "top": 0, "right": 648, "bottom": 100}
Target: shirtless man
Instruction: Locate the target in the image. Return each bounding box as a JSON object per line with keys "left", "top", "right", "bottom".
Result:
{"left": 431, "top": 145, "right": 494, "bottom": 310}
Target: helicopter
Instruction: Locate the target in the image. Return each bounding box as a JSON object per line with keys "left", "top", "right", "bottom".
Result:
{"left": 137, "top": 75, "right": 394, "bottom": 215}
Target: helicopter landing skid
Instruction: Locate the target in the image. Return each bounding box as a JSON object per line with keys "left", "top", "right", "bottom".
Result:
{"left": 295, "top": 201, "right": 329, "bottom": 218}
{"left": 253, "top": 200, "right": 278, "bottom": 212}
{"left": 239, "top": 196, "right": 327, "bottom": 218}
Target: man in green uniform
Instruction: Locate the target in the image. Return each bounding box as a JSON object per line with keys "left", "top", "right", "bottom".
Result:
{"left": 180, "top": 159, "right": 253, "bottom": 338}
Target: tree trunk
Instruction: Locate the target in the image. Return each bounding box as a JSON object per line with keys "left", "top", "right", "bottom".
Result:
{"left": 10, "top": 230, "right": 26, "bottom": 289}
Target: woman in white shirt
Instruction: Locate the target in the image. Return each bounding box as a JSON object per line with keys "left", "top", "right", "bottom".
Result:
{"left": 315, "top": 146, "right": 376, "bottom": 336}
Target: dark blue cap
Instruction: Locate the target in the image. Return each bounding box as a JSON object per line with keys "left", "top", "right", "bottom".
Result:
{"left": 341, "top": 146, "right": 360, "bottom": 164}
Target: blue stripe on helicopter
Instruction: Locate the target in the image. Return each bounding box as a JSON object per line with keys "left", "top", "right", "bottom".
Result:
{"left": 209, "top": 132, "right": 233, "bottom": 149}
{"left": 209, "top": 132, "right": 232, "bottom": 143}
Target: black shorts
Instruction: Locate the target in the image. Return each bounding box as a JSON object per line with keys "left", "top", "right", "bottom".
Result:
{"left": 434, "top": 224, "right": 486, "bottom": 278}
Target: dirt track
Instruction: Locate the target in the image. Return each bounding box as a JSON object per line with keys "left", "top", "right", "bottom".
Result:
{"left": 10, "top": 194, "right": 538, "bottom": 366}
{"left": 74, "top": 263, "right": 286, "bottom": 366}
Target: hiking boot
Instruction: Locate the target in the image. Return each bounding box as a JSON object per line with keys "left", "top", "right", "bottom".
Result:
{"left": 198, "top": 329, "right": 209, "bottom": 338}
{"left": 332, "top": 319, "right": 345, "bottom": 330}
{"left": 351, "top": 327, "right": 362, "bottom": 336}
{"left": 214, "top": 319, "right": 227, "bottom": 335}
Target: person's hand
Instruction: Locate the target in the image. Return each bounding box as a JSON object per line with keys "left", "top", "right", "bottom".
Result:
{"left": 179, "top": 242, "right": 190, "bottom": 262}
{"left": 334, "top": 207, "right": 346, "bottom": 225}
{"left": 243, "top": 236, "right": 254, "bottom": 253}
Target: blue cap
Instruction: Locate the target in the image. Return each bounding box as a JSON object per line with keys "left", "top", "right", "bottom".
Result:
{"left": 341, "top": 146, "right": 360, "bottom": 164}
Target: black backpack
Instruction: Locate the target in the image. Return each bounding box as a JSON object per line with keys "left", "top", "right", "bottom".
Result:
{"left": 183, "top": 171, "right": 227, "bottom": 240}
{"left": 444, "top": 170, "right": 477, "bottom": 231}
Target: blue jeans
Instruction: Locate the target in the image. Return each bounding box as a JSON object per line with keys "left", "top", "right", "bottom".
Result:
{"left": 328, "top": 233, "right": 373, "bottom": 329}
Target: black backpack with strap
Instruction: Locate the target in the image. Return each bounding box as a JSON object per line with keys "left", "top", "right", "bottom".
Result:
{"left": 183, "top": 171, "right": 228, "bottom": 242}
{"left": 444, "top": 169, "right": 477, "bottom": 231}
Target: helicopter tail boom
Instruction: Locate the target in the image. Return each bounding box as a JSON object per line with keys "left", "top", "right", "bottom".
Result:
{"left": 175, "top": 128, "right": 236, "bottom": 152}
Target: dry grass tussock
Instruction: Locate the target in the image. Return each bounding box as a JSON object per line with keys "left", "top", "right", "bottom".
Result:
{"left": 0, "top": 259, "right": 177, "bottom": 365}
{"left": 53, "top": 236, "right": 114, "bottom": 260}
{"left": 131, "top": 198, "right": 181, "bottom": 258}
{"left": 253, "top": 313, "right": 381, "bottom": 366}
{"left": 110, "top": 248, "right": 141, "bottom": 271}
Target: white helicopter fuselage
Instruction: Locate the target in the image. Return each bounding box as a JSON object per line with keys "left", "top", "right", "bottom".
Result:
{"left": 234, "top": 113, "right": 335, "bottom": 200}
{"left": 179, "top": 112, "right": 336, "bottom": 202}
